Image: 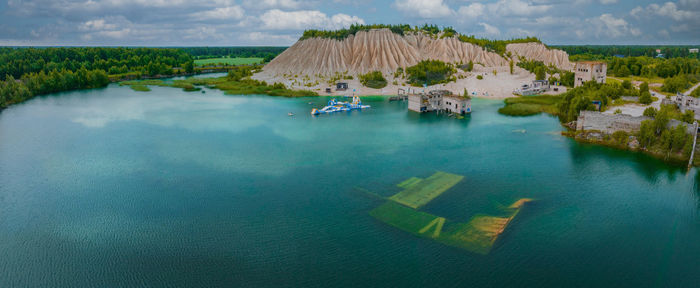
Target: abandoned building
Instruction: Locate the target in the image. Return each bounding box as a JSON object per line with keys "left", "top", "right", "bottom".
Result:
{"left": 336, "top": 82, "right": 348, "bottom": 91}
{"left": 574, "top": 61, "right": 607, "bottom": 87}
{"left": 664, "top": 93, "right": 700, "bottom": 120}
{"left": 514, "top": 80, "right": 550, "bottom": 96}
{"left": 407, "top": 90, "right": 471, "bottom": 115}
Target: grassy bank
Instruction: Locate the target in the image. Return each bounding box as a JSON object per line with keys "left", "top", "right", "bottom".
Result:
{"left": 498, "top": 95, "right": 561, "bottom": 116}
{"left": 120, "top": 76, "right": 317, "bottom": 97}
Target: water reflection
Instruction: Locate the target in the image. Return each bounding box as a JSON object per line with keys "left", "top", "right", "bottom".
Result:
{"left": 568, "top": 140, "right": 687, "bottom": 184}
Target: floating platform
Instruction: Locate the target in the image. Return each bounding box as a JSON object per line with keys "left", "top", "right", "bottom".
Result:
{"left": 311, "top": 96, "right": 370, "bottom": 115}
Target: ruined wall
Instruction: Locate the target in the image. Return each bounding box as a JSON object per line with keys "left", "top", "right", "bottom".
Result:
{"left": 576, "top": 111, "right": 695, "bottom": 134}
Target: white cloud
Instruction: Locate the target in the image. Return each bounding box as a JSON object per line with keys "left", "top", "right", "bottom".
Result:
{"left": 458, "top": 0, "right": 551, "bottom": 18}
{"left": 479, "top": 22, "right": 500, "bottom": 35}
{"left": 599, "top": 0, "right": 618, "bottom": 4}
{"left": 587, "top": 14, "right": 641, "bottom": 38}
{"left": 259, "top": 9, "right": 364, "bottom": 30}
{"left": 193, "top": 6, "right": 245, "bottom": 20}
{"left": 393, "top": 0, "right": 453, "bottom": 18}
{"left": 651, "top": 2, "right": 695, "bottom": 21}
{"left": 487, "top": 0, "right": 552, "bottom": 16}
{"left": 457, "top": 3, "right": 485, "bottom": 18}
{"left": 243, "top": 0, "right": 301, "bottom": 10}
{"left": 630, "top": 2, "right": 696, "bottom": 21}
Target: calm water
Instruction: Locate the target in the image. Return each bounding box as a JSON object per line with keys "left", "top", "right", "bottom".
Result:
{"left": 1, "top": 79, "right": 699, "bottom": 287}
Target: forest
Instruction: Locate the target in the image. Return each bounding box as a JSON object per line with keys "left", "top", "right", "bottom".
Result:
{"left": 0, "top": 46, "right": 290, "bottom": 109}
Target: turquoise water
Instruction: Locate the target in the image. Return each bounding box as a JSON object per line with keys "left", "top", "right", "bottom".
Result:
{"left": 0, "top": 80, "right": 699, "bottom": 287}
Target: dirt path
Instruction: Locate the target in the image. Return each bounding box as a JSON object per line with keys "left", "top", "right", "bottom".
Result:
{"left": 685, "top": 81, "right": 700, "bottom": 95}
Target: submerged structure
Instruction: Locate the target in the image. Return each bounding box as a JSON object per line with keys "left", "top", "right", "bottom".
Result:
{"left": 311, "top": 96, "right": 370, "bottom": 115}
{"left": 407, "top": 90, "right": 471, "bottom": 115}
{"left": 366, "top": 171, "right": 531, "bottom": 254}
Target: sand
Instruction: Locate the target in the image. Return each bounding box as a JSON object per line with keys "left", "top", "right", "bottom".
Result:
{"left": 252, "top": 28, "right": 574, "bottom": 99}
{"left": 253, "top": 64, "right": 556, "bottom": 99}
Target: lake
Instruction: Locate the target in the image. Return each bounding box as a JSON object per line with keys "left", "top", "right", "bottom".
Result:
{"left": 1, "top": 78, "right": 699, "bottom": 287}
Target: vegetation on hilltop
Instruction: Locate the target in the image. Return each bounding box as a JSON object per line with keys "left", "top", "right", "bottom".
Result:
{"left": 299, "top": 24, "right": 541, "bottom": 55}
{"left": 405, "top": 60, "right": 456, "bottom": 86}
{"left": 359, "top": 71, "right": 387, "bottom": 89}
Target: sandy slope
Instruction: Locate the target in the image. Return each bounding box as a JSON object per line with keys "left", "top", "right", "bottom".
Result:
{"left": 506, "top": 42, "right": 573, "bottom": 71}
{"left": 253, "top": 28, "right": 573, "bottom": 98}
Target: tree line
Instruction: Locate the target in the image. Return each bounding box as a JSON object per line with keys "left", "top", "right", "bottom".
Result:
{"left": 553, "top": 45, "right": 700, "bottom": 59}
{"left": 182, "top": 47, "right": 287, "bottom": 63}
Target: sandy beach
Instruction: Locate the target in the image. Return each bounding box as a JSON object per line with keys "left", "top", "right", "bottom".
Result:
{"left": 253, "top": 64, "right": 566, "bottom": 99}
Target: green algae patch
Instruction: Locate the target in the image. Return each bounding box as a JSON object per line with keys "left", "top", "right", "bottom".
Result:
{"left": 129, "top": 85, "right": 151, "bottom": 92}
{"left": 388, "top": 171, "right": 463, "bottom": 209}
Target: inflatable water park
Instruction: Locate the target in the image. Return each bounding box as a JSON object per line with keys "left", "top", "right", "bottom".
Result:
{"left": 311, "top": 96, "right": 370, "bottom": 115}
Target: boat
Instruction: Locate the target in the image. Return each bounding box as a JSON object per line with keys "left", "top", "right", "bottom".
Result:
{"left": 311, "top": 96, "right": 370, "bottom": 115}
{"left": 288, "top": 112, "right": 295, "bottom": 116}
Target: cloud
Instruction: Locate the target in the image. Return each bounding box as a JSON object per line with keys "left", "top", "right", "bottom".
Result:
{"left": 193, "top": 6, "right": 245, "bottom": 20}
{"left": 242, "top": 0, "right": 302, "bottom": 10}
{"left": 259, "top": 9, "right": 364, "bottom": 30}
{"left": 600, "top": 0, "right": 618, "bottom": 4}
{"left": 457, "top": 3, "right": 485, "bottom": 18}
{"left": 457, "top": 0, "right": 551, "bottom": 18}
{"left": 630, "top": 2, "right": 696, "bottom": 21}
{"left": 393, "top": 0, "right": 453, "bottom": 18}
{"left": 479, "top": 22, "right": 500, "bottom": 35}
{"left": 587, "top": 14, "right": 641, "bottom": 38}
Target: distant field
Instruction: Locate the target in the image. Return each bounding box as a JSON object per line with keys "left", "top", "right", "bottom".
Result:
{"left": 194, "top": 57, "right": 263, "bottom": 66}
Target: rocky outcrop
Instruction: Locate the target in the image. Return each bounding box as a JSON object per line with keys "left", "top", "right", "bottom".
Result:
{"left": 506, "top": 42, "right": 573, "bottom": 71}
{"left": 262, "top": 29, "right": 509, "bottom": 76}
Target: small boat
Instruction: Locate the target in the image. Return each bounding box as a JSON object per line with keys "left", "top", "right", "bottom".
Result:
{"left": 311, "top": 96, "right": 370, "bottom": 115}
{"left": 288, "top": 112, "right": 295, "bottom": 116}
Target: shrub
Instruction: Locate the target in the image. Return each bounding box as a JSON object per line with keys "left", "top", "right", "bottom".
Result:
{"left": 359, "top": 71, "right": 387, "bottom": 89}
{"left": 622, "top": 80, "right": 632, "bottom": 89}
{"left": 639, "top": 91, "right": 653, "bottom": 104}
{"left": 643, "top": 107, "right": 657, "bottom": 118}
{"left": 406, "top": 60, "right": 456, "bottom": 86}
{"left": 476, "top": 75, "right": 483, "bottom": 80}
{"left": 662, "top": 74, "right": 689, "bottom": 93}
{"left": 614, "top": 109, "right": 622, "bottom": 114}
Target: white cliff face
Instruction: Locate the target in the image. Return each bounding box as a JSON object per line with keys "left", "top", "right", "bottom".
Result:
{"left": 262, "top": 29, "right": 511, "bottom": 77}
{"left": 506, "top": 42, "right": 573, "bottom": 71}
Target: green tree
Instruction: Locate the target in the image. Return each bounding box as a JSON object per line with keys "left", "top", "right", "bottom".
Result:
{"left": 639, "top": 82, "right": 649, "bottom": 94}
{"left": 509, "top": 60, "right": 514, "bottom": 74}
{"left": 639, "top": 91, "right": 652, "bottom": 104}
{"left": 184, "top": 60, "right": 194, "bottom": 74}
{"left": 622, "top": 80, "right": 632, "bottom": 89}
{"left": 643, "top": 107, "right": 657, "bottom": 118}
{"left": 535, "top": 66, "right": 546, "bottom": 80}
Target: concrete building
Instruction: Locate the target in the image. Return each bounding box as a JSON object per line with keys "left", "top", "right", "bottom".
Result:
{"left": 574, "top": 61, "right": 607, "bottom": 87}
{"left": 408, "top": 90, "right": 471, "bottom": 115}
{"left": 664, "top": 93, "right": 700, "bottom": 120}
{"left": 514, "top": 80, "right": 550, "bottom": 96}
{"left": 690, "top": 48, "right": 699, "bottom": 54}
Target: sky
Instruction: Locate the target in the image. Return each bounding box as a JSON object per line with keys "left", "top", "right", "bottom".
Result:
{"left": 0, "top": 0, "right": 698, "bottom": 46}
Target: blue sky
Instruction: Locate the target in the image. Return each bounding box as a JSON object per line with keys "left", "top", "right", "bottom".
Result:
{"left": 0, "top": 0, "right": 698, "bottom": 46}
